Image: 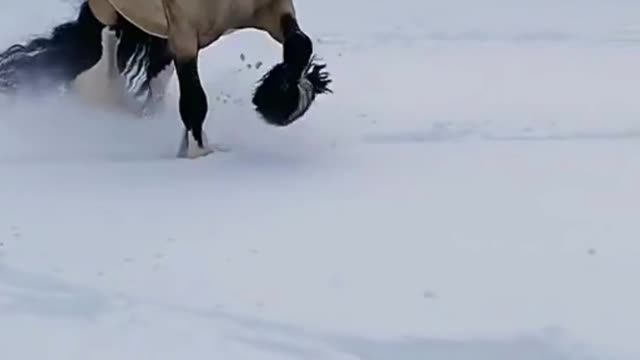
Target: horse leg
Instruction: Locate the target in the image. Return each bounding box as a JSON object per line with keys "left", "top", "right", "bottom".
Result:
{"left": 0, "top": 1, "right": 109, "bottom": 93}
{"left": 113, "top": 17, "right": 175, "bottom": 116}
{"left": 173, "top": 54, "right": 213, "bottom": 159}
{"left": 275, "top": 14, "right": 313, "bottom": 77}
{"left": 145, "top": 60, "right": 175, "bottom": 113}
{"left": 252, "top": 7, "right": 332, "bottom": 126}
{"left": 163, "top": 0, "right": 213, "bottom": 158}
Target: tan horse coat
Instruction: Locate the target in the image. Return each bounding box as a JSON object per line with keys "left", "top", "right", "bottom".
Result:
{"left": 89, "top": 0, "right": 295, "bottom": 60}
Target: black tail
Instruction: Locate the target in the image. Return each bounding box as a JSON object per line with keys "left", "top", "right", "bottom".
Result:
{"left": 0, "top": 2, "right": 105, "bottom": 94}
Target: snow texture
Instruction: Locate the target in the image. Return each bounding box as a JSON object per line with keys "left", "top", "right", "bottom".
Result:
{"left": 1, "top": 1, "right": 640, "bottom": 359}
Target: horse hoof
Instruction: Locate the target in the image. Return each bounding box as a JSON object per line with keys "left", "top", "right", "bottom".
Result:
{"left": 252, "top": 59, "right": 332, "bottom": 127}
{"left": 177, "top": 130, "right": 215, "bottom": 159}
{"left": 177, "top": 145, "right": 214, "bottom": 159}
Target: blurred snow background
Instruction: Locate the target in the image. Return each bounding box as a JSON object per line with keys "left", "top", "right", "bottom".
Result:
{"left": 1, "top": 1, "right": 639, "bottom": 359}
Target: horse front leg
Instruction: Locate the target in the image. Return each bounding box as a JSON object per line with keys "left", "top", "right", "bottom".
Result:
{"left": 163, "top": 0, "right": 215, "bottom": 158}
{"left": 174, "top": 54, "right": 213, "bottom": 159}
{"left": 252, "top": 9, "right": 332, "bottom": 126}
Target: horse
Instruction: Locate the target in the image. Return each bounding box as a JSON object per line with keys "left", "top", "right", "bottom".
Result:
{"left": 0, "top": 0, "right": 332, "bottom": 158}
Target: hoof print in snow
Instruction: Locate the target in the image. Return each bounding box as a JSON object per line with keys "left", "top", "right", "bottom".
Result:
{"left": 10, "top": 226, "right": 21, "bottom": 238}
{"left": 423, "top": 291, "right": 437, "bottom": 299}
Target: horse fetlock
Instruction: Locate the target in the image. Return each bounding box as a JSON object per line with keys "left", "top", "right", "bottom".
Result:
{"left": 174, "top": 55, "right": 211, "bottom": 158}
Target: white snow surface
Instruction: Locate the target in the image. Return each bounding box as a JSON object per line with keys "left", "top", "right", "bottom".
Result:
{"left": 1, "top": 1, "right": 640, "bottom": 359}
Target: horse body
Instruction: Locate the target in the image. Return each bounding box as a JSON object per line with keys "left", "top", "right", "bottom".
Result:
{"left": 0, "top": 0, "right": 332, "bottom": 159}
{"left": 91, "top": 0, "right": 295, "bottom": 62}
{"left": 93, "top": 0, "right": 280, "bottom": 41}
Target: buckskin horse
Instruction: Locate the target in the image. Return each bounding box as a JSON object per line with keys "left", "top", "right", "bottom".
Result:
{"left": 0, "top": 0, "right": 332, "bottom": 158}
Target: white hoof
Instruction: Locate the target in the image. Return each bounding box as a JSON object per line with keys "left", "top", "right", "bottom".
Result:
{"left": 177, "top": 131, "right": 214, "bottom": 159}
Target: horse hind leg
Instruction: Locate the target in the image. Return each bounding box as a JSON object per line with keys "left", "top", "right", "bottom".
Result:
{"left": 68, "top": 26, "right": 126, "bottom": 110}
{"left": 0, "top": 1, "right": 107, "bottom": 94}
{"left": 252, "top": 7, "right": 332, "bottom": 126}
{"left": 112, "top": 18, "right": 174, "bottom": 116}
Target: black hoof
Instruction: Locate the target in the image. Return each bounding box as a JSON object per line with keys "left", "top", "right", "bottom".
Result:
{"left": 252, "top": 58, "right": 332, "bottom": 127}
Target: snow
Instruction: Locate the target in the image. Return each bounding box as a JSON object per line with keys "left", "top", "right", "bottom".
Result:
{"left": 1, "top": 0, "right": 640, "bottom": 359}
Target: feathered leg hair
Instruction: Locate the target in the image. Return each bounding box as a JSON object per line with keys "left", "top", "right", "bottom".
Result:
{"left": 112, "top": 17, "right": 173, "bottom": 107}
{"left": 252, "top": 14, "right": 332, "bottom": 127}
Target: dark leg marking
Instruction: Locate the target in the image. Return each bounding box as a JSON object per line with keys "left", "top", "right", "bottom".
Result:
{"left": 175, "top": 56, "right": 208, "bottom": 149}
{"left": 280, "top": 14, "right": 312, "bottom": 77}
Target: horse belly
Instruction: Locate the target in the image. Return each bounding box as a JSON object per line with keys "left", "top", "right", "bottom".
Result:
{"left": 106, "top": 0, "right": 274, "bottom": 46}
{"left": 107, "top": 0, "right": 169, "bottom": 38}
